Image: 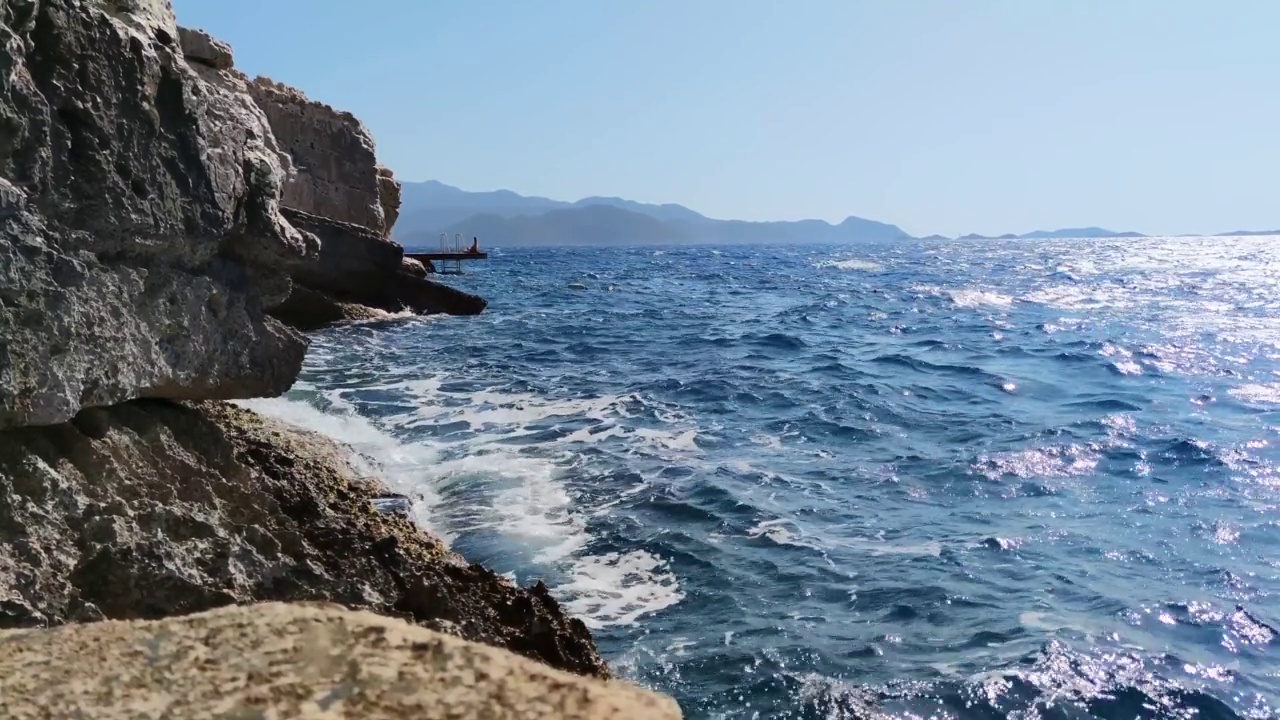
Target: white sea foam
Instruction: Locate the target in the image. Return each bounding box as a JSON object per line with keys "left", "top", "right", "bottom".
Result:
{"left": 948, "top": 289, "right": 1015, "bottom": 308}
{"left": 241, "top": 376, "right": 690, "bottom": 629}
{"left": 233, "top": 394, "right": 447, "bottom": 537}
{"left": 817, "top": 258, "right": 883, "bottom": 272}
{"left": 746, "top": 519, "right": 814, "bottom": 548}
{"left": 750, "top": 433, "right": 784, "bottom": 450}
{"left": 1230, "top": 383, "right": 1280, "bottom": 405}
{"left": 559, "top": 551, "right": 684, "bottom": 628}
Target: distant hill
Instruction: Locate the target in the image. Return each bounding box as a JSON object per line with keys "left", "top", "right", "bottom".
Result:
{"left": 395, "top": 181, "right": 910, "bottom": 247}
{"left": 571, "top": 196, "right": 709, "bottom": 224}
{"left": 1017, "top": 227, "right": 1145, "bottom": 239}
{"left": 443, "top": 205, "right": 691, "bottom": 247}
{"left": 956, "top": 227, "right": 1145, "bottom": 240}
{"left": 397, "top": 180, "right": 570, "bottom": 232}
{"left": 1218, "top": 229, "right": 1280, "bottom": 237}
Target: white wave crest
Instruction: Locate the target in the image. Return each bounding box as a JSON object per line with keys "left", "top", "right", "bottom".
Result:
{"left": 559, "top": 550, "right": 685, "bottom": 628}
{"left": 817, "top": 258, "right": 883, "bottom": 272}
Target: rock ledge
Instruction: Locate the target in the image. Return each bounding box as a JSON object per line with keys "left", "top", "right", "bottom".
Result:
{"left": 0, "top": 602, "right": 681, "bottom": 720}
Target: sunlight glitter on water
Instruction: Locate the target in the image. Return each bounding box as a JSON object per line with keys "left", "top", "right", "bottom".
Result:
{"left": 258, "top": 236, "right": 1280, "bottom": 719}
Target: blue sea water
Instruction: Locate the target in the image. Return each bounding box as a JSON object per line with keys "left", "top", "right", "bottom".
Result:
{"left": 244, "top": 237, "right": 1280, "bottom": 719}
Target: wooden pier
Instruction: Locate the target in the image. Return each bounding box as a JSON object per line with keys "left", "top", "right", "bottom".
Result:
{"left": 408, "top": 234, "right": 490, "bottom": 274}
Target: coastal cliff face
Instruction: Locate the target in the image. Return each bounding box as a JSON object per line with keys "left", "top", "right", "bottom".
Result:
{"left": 0, "top": 0, "right": 309, "bottom": 429}
{"left": 247, "top": 77, "right": 393, "bottom": 236}
{"left": 0, "top": 0, "right": 660, "bottom": 714}
{"left": 244, "top": 72, "right": 485, "bottom": 329}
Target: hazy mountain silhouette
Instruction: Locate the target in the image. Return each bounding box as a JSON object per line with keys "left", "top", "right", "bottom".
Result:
{"left": 443, "top": 205, "right": 691, "bottom": 247}
{"left": 395, "top": 181, "right": 909, "bottom": 247}
{"left": 572, "top": 196, "right": 709, "bottom": 223}
{"left": 394, "top": 182, "right": 1161, "bottom": 247}
{"left": 397, "top": 180, "right": 570, "bottom": 231}
{"left": 959, "top": 227, "right": 1145, "bottom": 240}
{"left": 1218, "top": 229, "right": 1280, "bottom": 236}
{"left": 1017, "top": 227, "right": 1145, "bottom": 239}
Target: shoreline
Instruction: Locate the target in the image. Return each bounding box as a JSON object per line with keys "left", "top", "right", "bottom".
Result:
{"left": 0, "top": 2, "right": 678, "bottom": 716}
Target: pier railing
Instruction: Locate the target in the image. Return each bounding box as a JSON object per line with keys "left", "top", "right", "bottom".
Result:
{"left": 403, "top": 233, "right": 488, "bottom": 275}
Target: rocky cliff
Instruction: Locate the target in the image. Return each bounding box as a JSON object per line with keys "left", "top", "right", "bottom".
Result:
{"left": 243, "top": 69, "right": 485, "bottom": 329}
{"left": 0, "top": 0, "right": 667, "bottom": 715}
{"left": 0, "top": 0, "right": 309, "bottom": 429}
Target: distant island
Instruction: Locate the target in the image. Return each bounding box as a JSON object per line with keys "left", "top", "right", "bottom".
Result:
{"left": 958, "top": 227, "right": 1145, "bottom": 240}
{"left": 395, "top": 181, "right": 1272, "bottom": 247}
{"left": 1217, "top": 229, "right": 1280, "bottom": 237}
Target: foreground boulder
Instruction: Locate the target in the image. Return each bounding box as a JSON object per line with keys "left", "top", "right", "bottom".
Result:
{"left": 0, "top": 603, "right": 682, "bottom": 719}
{"left": 0, "top": 0, "right": 310, "bottom": 429}
{"left": 0, "top": 400, "right": 606, "bottom": 677}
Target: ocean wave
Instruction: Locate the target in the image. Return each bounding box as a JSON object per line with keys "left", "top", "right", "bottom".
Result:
{"left": 949, "top": 288, "right": 1015, "bottom": 308}
{"left": 816, "top": 257, "right": 884, "bottom": 272}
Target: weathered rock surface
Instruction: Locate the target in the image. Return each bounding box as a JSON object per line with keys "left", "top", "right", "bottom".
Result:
{"left": 0, "top": 603, "right": 682, "bottom": 720}
{"left": 282, "top": 206, "right": 404, "bottom": 298}
{"left": 0, "top": 399, "right": 607, "bottom": 677}
{"left": 245, "top": 73, "right": 486, "bottom": 327}
{"left": 378, "top": 164, "right": 401, "bottom": 234}
{"left": 271, "top": 283, "right": 407, "bottom": 331}
{"left": 249, "top": 77, "right": 391, "bottom": 235}
{"left": 0, "top": 0, "right": 622, "bottom": 709}
{"left": 177, "top": 25, "right": 232, "bottom": 69}
{"left": 0, "top": 0, "right": 310, "bottom": 429}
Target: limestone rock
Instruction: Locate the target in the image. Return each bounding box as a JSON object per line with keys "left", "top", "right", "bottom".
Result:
{"left": 378, "top": 163, "right": 402, "bottom": 236}
{"left": 249, "top": 77, "right": 388, "bottom": 233}
{"left": 282, "top": 206, "right": 404, "bottom": 299}
{"left": 243, "top": 73, "right": 485, "bottom": 328}
{"left": 401, "top": 256, "right": 428, "bottom": 278}
{"left": 0, "top": 399, "right": 607, "bottom": 676}
{"left": 398, "top": 276, "right": 488, "bottom": 316}
{"left": 177, "top": 25, "right": 232, "bottom": 69}
{"left": 271, "top": 283, "right": 407, "bottom": 331}
{"left": 0, "top": 603, "right": 682, "bottom": 720}
{"left": 0, "top": 0, "right": 310, "bottom": 429}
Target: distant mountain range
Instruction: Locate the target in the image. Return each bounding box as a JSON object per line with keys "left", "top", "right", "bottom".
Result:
{"left": 395, "top": 181, "right": 910, "bottom": 247}
{"left": 392, "top": 181, "right": 1273, "bottom": 247}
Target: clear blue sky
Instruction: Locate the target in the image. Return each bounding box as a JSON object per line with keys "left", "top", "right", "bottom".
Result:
{"left": 173, "top": 0, "right": 1279, "bottom": 237}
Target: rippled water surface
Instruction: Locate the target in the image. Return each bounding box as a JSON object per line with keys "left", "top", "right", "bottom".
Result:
{"left": 245, "top": 237, "right": 1280, "bottom": 719}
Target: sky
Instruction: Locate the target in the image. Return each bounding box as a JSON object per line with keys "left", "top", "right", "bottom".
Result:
{"left": 172, "top": 0, "right": 1280, "bottom": 237}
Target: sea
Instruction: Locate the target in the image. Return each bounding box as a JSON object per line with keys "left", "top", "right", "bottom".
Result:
{"left": 241, "top": 236, "right": 1280, "bottom": 719}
